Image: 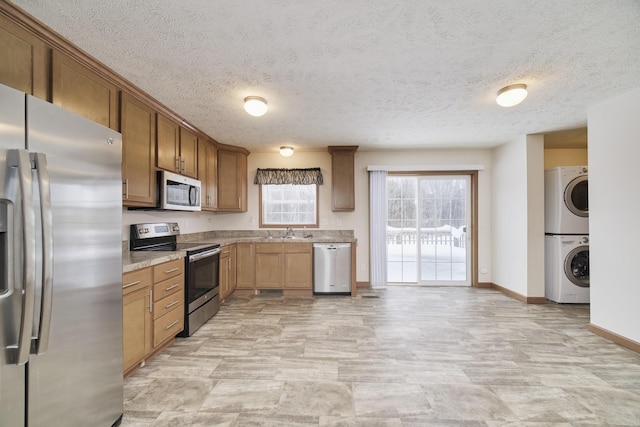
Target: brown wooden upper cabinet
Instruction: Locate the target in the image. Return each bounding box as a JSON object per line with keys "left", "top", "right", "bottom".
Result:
{"left": 179, "top": 127, "right": 198, "bottom": 178}
{"left": 51, "top": 51, "right": 119, "bottom": 130}
{"left": 120, "top": 92, "right": 156, "bottom": 207}
{"left": 198, "top": 137, "right": 218, "bottom": 210}
{"left": 0, "top": 13, "right": 48, "bottom": 100}
{"left": 328, "top": 146, "right": 358, "bottom": 211}
{"left": 217, "top": 148, "right": 248, "bottom": 212}
{"left": 156, "top": 114, "right": 198, "bottom": 179}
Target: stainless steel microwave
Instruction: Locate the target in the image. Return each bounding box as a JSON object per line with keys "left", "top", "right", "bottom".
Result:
{"left": 159, "top": 170, "right": 201, "bottom": 211}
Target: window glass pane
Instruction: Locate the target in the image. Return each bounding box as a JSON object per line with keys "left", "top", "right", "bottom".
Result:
{"left": 261, "top": 184, "right": 317, "bottom": 226}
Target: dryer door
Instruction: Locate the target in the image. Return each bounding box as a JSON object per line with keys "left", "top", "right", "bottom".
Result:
{"left": 564, "top": 245, "right": 589, "bottom": 287}
{"left": 564, "top": 175, "right": 588, "bottom": 217}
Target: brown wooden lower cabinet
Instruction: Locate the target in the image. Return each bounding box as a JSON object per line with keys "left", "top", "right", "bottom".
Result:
{"left": 219, "top": 244, "right": 237, "bottom": 300}
{"left": 122, "top": 286, "right": 152, "bottom": 374}
{"left": 255, "top": 243, "right": 312, "bottom": 290}
{"left": 236, "top": 243, "right": 254, "bottom": 289}
{"left": 284, "top": 244, "right": 313, "bottom": 289}
{"left": 122, "top": 258, "right": 184, "bottom": 377}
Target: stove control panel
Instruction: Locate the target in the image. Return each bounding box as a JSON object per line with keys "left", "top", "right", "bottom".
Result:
{"left": 132, "top": 222, "right": 180, "bottom": 239}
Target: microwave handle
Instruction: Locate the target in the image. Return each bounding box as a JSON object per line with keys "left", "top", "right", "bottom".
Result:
{"left": 189, "top": 185, "right": 196, "bottom": 206}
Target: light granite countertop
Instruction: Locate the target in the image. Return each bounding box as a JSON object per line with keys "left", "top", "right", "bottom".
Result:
{"left": 123, "top": 250, "right": 186, "bottom": 273}
{"left": 123, "top": 231, "right": 357, "bottom": 273}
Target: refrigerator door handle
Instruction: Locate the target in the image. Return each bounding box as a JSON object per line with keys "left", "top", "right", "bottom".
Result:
{"left": 7, "top": 149, "right": 36, "bottom": 365}
{"left": 32, "top": 152, "right": 53, "bottom": 355}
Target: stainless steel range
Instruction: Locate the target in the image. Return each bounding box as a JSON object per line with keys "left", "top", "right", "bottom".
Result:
{"left": 130, "top": 222, "right": 220, "bottom": 336}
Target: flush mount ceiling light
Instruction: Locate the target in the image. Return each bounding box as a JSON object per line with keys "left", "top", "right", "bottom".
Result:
{"left": 279, "top": 146, "right": 294, "bottom": 157}
{"left": 496, "top": 84, "right": 528, "bottom": 107}
{"left": 243, "top": 96, "right": 268, "bottom": 117}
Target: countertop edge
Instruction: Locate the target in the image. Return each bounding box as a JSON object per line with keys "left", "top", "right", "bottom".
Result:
{"left": 123, "top": 251, "right": 186, "bottom": 273}
{"left": 122, "top": 237, "right": 357, "bottom": 273}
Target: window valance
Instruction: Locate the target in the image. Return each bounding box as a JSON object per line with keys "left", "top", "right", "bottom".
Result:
{"left": 254, "top": 168, "right": 324, "bottom": 185}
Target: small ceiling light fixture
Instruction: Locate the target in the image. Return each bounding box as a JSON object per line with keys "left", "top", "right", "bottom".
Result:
{"left": 243, "top": 96, "right": 268, "bottom": 117}
{"left": 279, "top": 146, "right": 294, "bottom": 157}
{"left": 496, "top": 84, "right": 528, "bottom": 107}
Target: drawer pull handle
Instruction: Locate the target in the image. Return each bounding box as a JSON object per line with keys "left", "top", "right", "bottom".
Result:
{"left": 165, "top": 300, "right": 179, "bottom": 309}
{"left": 123, "top": 280, "right": 141, "bottom": 289}
{"left": 165, "top": 320, "right": 180, "bottom": 330}
{"left": 165, "top": 283, "right": 180, "bottom": 291}
{"left": 164, "top": 267, "right": 179, "bottom": 274}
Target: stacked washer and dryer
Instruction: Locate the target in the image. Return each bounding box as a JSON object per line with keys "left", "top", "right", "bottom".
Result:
{"left": 544, "top": 166, "right": 590, "bottom": 303}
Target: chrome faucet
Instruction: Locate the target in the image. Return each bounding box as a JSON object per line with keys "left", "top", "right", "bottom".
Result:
{"left": 285, "top": 227, "right": 294, "bottom": 238}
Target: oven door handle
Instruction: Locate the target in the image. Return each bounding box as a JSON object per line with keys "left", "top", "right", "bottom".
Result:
{"left": 188, "top": 247, "right": 221, "bottom": 263}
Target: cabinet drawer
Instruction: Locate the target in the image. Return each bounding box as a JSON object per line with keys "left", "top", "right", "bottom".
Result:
{"left": 153, "top": 291, "right": 184, "bottom": 320}
{"left": 153, "top": 276, "right": 183, "bottom": 301}
{"left": 153, "top": 259, "right": 184, "bottom": 282}
{"left": 255, "top": 243, "right": 283, "bottom": 253}
{"left": 283, "top": 243, "right": 312, "bottom": 253}
{"left": 122, "top": 268, "right": 152, "bottom": 295}
{"left": 153, "top": 305, "right": 184, "bottom": 347}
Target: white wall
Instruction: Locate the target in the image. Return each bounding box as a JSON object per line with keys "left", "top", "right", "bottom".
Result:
{"left": 124, "top": 148, "right": 494, "bottom": 284}
{"left": 122, "top": 209, "right": 215, "bottom": 241}
{"left": 588, "top": 87, "right": 640, "bottom": 343}
{"left": 354, "top": 149, "right": 493, "bottom": 284}
{"left": 526, "top": 135, "right": 545, "bottom": 297}
{"left": 214, "top": 148, "right": 493, "bottom": 284}
{"left": 212, "top": 151, "right": 346, "bottom": 231}
{"left": 491, "top": 135, "right": 545, "bottom": 297}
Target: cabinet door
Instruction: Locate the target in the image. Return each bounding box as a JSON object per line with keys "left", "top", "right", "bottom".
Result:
{"left": 255, "top": 244, "right": 283, "bottom": 289}
{"left": 219, "top": 249, "right": 230, "bottom": 299}
{"left": 51, "top": 50, "right": 119, "bottom": 130}
{"left": 156, "top": 113, "right": 180, "bottom": 173}
{"left": 0, "top": 14, "right": 48, "bottom": 99}
{"left": 217, "top": 149, "right": 247, "bottom": 211}
{"left": 236, "top": 243, "right": 254, "bottom": 289}
{"left": 121, "top": 92, "right": 156, "bottom": 207}
{"left": 198, "top": 139, "right": 218, "bottom": 210}
{"left": 328, "top": 146, "right": 358, "bottom": 211}
{"left": 229, "top": 244, "right": 237, "bottom": 293}
{"left": 122, "top": 287, "right": 152, "bottom": 374}
{"left": 179, "top": 127, "right": 198, "bottom": 178}
{"left": 284, "top": 244, "right": 313, "bottom": 289}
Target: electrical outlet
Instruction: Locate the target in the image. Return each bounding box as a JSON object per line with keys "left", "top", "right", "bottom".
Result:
{"left": 360, "top": 263, "right": 366, "bottom": 272}
{"left": 479, "top": 267, "right": 488, "bottom": 274}
{"left": 336, "top": 219, "right": 342, "bottom": 226}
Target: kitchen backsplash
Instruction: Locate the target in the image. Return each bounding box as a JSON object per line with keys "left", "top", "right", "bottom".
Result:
{"left": 123, "top": 229, "right": 354, "bottom": 252}
{"left": 178, "top": 229, "right": 355, "bottom": 242}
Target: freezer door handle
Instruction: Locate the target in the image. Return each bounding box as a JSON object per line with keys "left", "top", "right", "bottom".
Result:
{"left": 32, "top": 152, "right": 53, "bottom": 355}
{"left": 7, "top": 149, "right": 36, "bottom": 365}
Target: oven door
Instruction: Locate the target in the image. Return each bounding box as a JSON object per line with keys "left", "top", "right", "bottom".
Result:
{"left": 186, "top": 247, "right": 220, "bottom": 313}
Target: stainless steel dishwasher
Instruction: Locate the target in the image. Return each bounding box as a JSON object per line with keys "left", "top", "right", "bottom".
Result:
{"left": 313, "top": 243, "right": 352, "bottom": 294}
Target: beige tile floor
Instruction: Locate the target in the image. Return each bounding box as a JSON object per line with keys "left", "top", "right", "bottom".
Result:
{"left": 122, "top": 286, "right": 640, "bottom": 426}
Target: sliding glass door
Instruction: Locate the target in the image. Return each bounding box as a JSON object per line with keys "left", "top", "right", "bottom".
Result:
{"left": 387, "top": 175, "right": 471, "bottom": 286}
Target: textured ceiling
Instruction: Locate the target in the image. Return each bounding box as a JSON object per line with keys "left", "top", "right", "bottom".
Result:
{"left": 12, "top": 0, "right": 640, "bottom": 153}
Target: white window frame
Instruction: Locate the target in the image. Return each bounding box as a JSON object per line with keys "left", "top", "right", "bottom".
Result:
{"left": 259, "top": 183, "right": 319, "bottom": 228}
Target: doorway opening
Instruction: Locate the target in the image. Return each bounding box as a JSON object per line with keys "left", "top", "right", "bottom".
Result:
{"left": 386, "top": 173, "right": 477, "bottom": 286}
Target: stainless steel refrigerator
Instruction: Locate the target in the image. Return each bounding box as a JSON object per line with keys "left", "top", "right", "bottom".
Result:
{"left": 0, "top": 83, "right": 123, "bottom": 426}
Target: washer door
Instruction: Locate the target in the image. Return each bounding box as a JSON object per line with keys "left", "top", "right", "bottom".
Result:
{"left": 564, "top": 175, "right": 588, "bottom": 217}
{"left": 564, "top": 246, "right": 589, "bottom": 287}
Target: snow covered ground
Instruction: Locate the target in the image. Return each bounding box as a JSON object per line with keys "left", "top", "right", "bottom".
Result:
{"left": 387, "top": 242, "right": 467, "bottom": 283}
